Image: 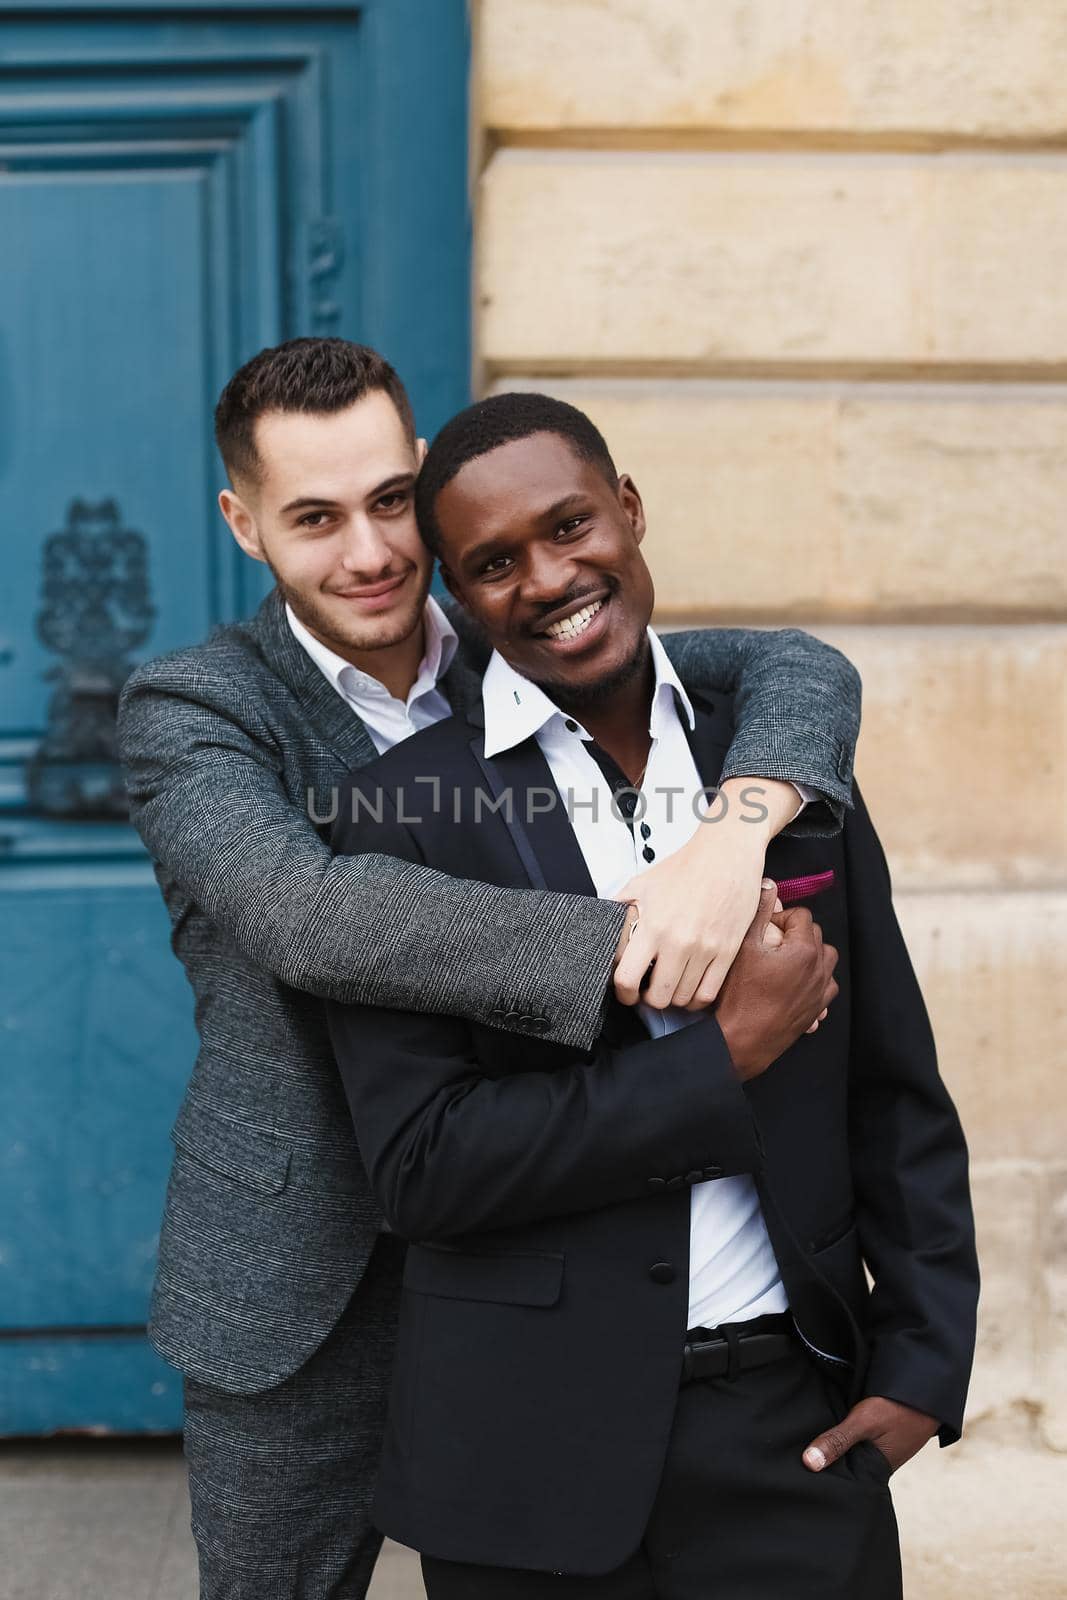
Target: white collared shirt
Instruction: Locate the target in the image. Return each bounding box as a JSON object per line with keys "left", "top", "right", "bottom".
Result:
{"left": 286, "top": 597, "right": 457, "bottom": 755}
{"left": 482, "top": 631, "right": 788, "bottom": 1331}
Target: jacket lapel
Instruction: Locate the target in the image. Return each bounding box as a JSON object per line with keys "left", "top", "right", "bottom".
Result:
{"left": 680, "top": 687, "right": 734, "bottom": 793}
{"left": 470, "top": 731, "right": 645, "bottom": 1053}
{"left": 248, "top": 588, "right": 382, "bottom": 772}
{"left": 469, "top": 734, "right": 597, "bottom": 896}
{"left": 469, "top": 685, "right": 735, "bottom": 896}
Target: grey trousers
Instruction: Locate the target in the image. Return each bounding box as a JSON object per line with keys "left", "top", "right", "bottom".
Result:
{"left": 183, "top": 1232, "right": 405, "bottom": 1599}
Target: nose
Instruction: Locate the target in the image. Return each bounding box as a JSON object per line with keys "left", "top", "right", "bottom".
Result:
{"left": 519, "top": 541, "right": 577, "bottom": 608}
{"left": 337, "top": 514, "right": 394, "bottom": 580}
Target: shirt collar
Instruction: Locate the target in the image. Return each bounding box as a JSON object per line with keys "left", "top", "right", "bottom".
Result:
{"left": 285, "top": 595, "right": 458, "bottom": 704}
{"left": 647, "top": 627, "right": 696, "bottom": 737}
{"left": 482, "top": 626, "right": 694, "bottom": 759}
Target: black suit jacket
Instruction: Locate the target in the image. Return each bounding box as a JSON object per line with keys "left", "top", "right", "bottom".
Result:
{"left": 328, "top": 690, "right": 978, "bottom": 1575}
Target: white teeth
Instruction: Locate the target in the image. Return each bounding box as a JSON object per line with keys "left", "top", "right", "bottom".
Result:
{"left": 544, "top": 599, "right": 603, "bottom": 641}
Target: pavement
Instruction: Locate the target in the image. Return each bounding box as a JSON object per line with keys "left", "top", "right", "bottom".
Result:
{"left": 1, "top": 1439, "right": 419, "bottom": 1600}
{"left": 3, "top": 1426, "right": 1063, "bottom": 1599}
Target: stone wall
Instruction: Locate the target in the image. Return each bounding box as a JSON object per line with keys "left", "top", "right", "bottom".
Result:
{"left": 474, "top": 4, "right": 1066, "bottom": 1591}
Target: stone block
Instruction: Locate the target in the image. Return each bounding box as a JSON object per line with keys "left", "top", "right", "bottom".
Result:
{"left": 480, "top": 152, "right": 1067, "bottom": 368}
{"left": 1037, "top": 1164, "right": 1067, "bottom": 1452}
{"left": 893, "top": 1433, "right": 1067, "bottom": 1598}
{"left": 892, "top": 891, "right": 1067, "bottom": 1164}
{"left": 963, "top": 1161, "right": 1042, "bottom": 1425}
{"left": 814, "top": 625, "right": 1067, "bottom": 890}
{"left": 481, "top": 0, "right": 1067, "bottom": 141}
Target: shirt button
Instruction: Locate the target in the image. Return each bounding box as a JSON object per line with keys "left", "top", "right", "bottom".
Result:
{"left": 666, "top": 1175, "right": 685, "bottom": 1192}
{"left": 646, "top": 1177, "right": 667, "bottom": 1193}
{"left": 642, "top": 845, "right": 656, "bottom": 863}
{"left": 684, "top": 1170, "right": 703, "bottom": 1186}
{"left": 703, "top": 1165, "right": 724, "bottom": 1181}
{"left": 639, "top": 822, "right": 652, "bottom": 840}
{"left": 649, "top": 1262, "right": 676, "bottom": 1285}
{"left": 564, "top": 719, "right": 579, "bottom": 732}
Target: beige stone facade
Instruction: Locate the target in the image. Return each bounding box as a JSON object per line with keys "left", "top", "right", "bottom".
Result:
{"left": 474, "top": 3, "right": 1067, "bottom": 1590}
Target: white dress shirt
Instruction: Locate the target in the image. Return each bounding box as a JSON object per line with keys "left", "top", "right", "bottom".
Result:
{"left": 482, "top": 631, "right": 789, "bottom": 1330}
{"left": 286, "top": 597, "right": 457, "bottom": 755}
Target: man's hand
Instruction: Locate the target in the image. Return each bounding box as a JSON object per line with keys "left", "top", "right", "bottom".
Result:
{"left": 612, "top": 777, "right": 803, "bottom": 1010}
{"left": 803, "top": 1396, "right": 939, "bottom": 1477}
{"left": 714, "top": 883, "right": 838, "bottom": 1082}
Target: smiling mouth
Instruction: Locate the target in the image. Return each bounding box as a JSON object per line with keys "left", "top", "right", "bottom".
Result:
{"left": 332, "top": 571, "right": 409, "bottom": 600}
{"left": 541, "top": 598, "right": 605, "bottom": 642}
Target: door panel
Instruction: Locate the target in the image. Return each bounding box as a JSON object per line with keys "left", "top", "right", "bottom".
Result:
{"left": 0, "top": 884, "right": 195, "bottom": 1328}
{"left": 3, "top": 173, "right": 217, "bottom": 727}
{"left": 0, "top": 1, "right": 470, "bottom": 1432}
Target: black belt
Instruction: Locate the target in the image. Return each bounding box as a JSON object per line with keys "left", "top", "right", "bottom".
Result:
{"left": 681, "top": 1313, "right": 794, "bottom": 1385}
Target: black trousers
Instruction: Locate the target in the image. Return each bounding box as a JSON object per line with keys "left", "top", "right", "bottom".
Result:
{"left": 182, "top": 1231, "right": 405, "bottom": 1600}
{"left": 421, "top": 1340, "right": 902, "bottom": 1600}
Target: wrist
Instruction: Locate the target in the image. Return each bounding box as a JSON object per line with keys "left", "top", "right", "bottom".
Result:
{"left": 715, "top": 1010, "right": 757, "bottom": 1080}
{"left": 612, "top": 902, "right": 640, "bottom": 970}
{"left": 717, "top": 777, "right": 799, "bottom": 843}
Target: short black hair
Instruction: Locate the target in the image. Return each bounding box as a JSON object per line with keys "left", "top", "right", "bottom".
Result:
{"left": 415, "top": 391, "right": 618, "bottom": 556}
{"left": 214, "top": 337, "right": 416, "bottom": 484}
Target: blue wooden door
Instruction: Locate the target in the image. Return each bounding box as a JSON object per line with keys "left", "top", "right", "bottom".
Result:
{"left": 0, "top": 0, "right": 469, "bottom": 1433}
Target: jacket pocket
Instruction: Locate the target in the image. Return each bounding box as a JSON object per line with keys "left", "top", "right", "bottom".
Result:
{"left": 404, "top": 1241, "right": 564, "bottom": 1307}
{"left": 171, "top": 1112, "right": 291, "bottom": 1196}
{"left": 806, "top": 1207, "right": 856, "bottom": 1255}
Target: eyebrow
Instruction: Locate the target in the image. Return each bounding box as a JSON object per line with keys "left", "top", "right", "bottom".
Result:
{"left": 279, "top": 472, "right": 416, "bottom": 517}
{"left": 460, "top": 494, "right": 589, "bottom": 572}
{"left": 279, "top": 495, "right": 342, "bottom": 515}
{"left": 368, "top": 471, "right": 416, "bottom": 499}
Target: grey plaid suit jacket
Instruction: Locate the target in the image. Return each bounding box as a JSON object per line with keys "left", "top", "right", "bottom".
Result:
{"left": 118, "top": 588, "right": 859, "bottom": 1394}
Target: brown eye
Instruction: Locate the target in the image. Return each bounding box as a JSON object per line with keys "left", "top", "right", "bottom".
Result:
{"left": 376, "top": 492, "right": 409, "bottom": 514}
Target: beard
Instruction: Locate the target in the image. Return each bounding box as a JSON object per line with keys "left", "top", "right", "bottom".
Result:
{"left": 267, "top": 561, "right": 430, "bottom": 659}
{"left": 528, "top": 628, "right": 651, "bottom": 714}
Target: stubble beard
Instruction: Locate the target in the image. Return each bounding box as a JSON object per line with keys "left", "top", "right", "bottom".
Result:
{"left": 270, "top": 564, "right": 431, "bottom": 659}
{"left": 528, "top": 629, "right": 651, "bottom": 715}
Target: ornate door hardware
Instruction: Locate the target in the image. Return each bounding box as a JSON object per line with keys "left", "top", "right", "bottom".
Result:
{"left": 27, "top": 499, "right": 155, "bottom": 819}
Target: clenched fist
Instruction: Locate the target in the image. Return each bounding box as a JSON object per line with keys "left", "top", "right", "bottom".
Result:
{"left": 715, "top": 881, "right": 839, "bottom": 1081}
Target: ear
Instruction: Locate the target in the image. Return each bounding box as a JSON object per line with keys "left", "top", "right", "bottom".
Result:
{"left": 616, "top": 474, "right": 647, "bottom": 545}
{"left": 218, "top": 487, "right": 266, "bottom": 564}
{"left": 415, "top": 437, "right": 428, "bottom": 468}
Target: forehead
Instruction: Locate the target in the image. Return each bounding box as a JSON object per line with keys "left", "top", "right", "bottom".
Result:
{"left": 252, "top": 390, "right": 414, "bottom": 500}
{"left": 437, "top": 432, "right": 607, "bottom": 536}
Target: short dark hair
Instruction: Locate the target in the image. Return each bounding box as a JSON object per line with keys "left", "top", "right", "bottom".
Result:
{"left": 214, "top": 337, "right": 416, "bottom": 484}
{"left": 415, "top": 391, "right": 618, "bottom": 555}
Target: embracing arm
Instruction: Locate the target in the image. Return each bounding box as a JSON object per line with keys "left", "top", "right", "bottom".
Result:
{"left": 845, "top": 786, "right": 979, "bottom": 1444}
{"left": 328, "top": 998, "right": 759, "bottom": 1239}
{"left": 616, "top": 626, "right": 861, "bottom": 1011}
{"left": 663, "top": 626, "right": 860, "bottom": 834}
{"left": 119, "top": 622, "right": 860, "bottom": 1048}
{"left": 118, "top": 660, "right": 625, "bottom": 1050}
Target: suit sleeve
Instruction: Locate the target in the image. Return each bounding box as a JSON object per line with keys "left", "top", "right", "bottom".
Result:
{"left": 326, "top": 774, "right": 762, "bottom": 1237}
{"left": 330, "top": 998, "right": 761, "bottom": 1238}
{"left": 664, "top": 626, "right": 861, "bottom": 836}
{"left": 844, "top": 786, "right": 979, "bottom": 1443}
{"left": 118, "top": 662, "right": 625, "bottom": 1050}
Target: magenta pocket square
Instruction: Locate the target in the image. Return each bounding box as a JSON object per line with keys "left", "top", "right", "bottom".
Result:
{"left": 775, "top": 869, "right": 835, "bottom": 905}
